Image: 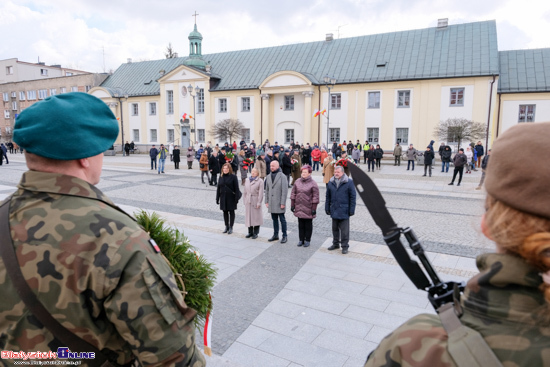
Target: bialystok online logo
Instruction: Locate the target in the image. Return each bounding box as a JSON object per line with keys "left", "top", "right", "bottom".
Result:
{"left": 1, "top": 347, "right": 96, "bottom": 360}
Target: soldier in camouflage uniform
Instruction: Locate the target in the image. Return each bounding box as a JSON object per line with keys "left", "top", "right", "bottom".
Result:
{"left": 365, "top": 122, "right": 550, "bottom": 367}
{"left": 0, "top": 92, "right": 206, "bottom": 366}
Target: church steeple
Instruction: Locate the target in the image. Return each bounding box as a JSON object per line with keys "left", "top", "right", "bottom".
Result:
{"left": 184, "top": 14, "right": 207, "bottom": 69}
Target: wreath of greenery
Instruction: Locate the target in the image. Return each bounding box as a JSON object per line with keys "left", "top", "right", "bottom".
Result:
{"left": 135, "top": 210, "right": 216, "bottom": 329}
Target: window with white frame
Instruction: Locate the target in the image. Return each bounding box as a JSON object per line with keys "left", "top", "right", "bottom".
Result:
{"left": 368, "top": 92, "right": 380, "bottom": 109}
{"left": 11, "top": 92, "right": 16, "bottom": 98}
{"left": 518, "top": 105, "right": 536, "bottom": 123}
{"left": 41, "top": 69, "right": 48, "bottom": 76}
{"left": 241, "top": 97, "right": 250, "bottom": 112}
{"left": 150, "top": 129, "right": 157, "bottom": 142}
{"left": 167, "top": 129, "right": 174, "bottom": 142}
{"left": 19, "top": 91, "right": 25, "bottom": 101}
{"left": 12, "top": 101, "right": 18, "bottom": 111}
{"left": 284, "top": 95, "right": 294, "bottom": 111}
{"left": 367, "top": 128, "right": 380, "bottom": 143}
{"left": 197, "top": 88, "right": 204, "bottom": 113}
{"left": 397, "top": 90, "right": 410, "bottom": 108}
{"left": 284, "top": 129, "right": 294, "bottom": 144}
{"left": 396, "top": 128, "right": 409, "bottom": 144}
{"left": 447, "top": 127, "right": 460, "bottom": 143}
{"left": 60, "top": 87, "right": 66, "bottom": 93}
{"left": 66, "top": 72, "right": 73, "bottom": 76}
{"left": 198, "top": 129, "right": 205, "bottom": 142}
{"left": 450, "top": 88, "right": 464, "bottom": 106}
{"left": 3, "top": 93, "right": 9, "bottom": 102}
{"left": 71, "top": 86, "right": 78, "bottom": 92}
{"left": 242, "top": 128, "right": 250, "bottom": 143}
{"left": 27, "top": 90, "right": 36, "bottom": 100}
{"left": 219, "top": 98, "right": 227, "bottom": 113}
{"left": 331, "top": 93, "right": 341, "bottom": 109}
{"left": 50, "top": 89, "right": 57, "bottom": 96}
{"left": 133, "top": 129, "right": 140, "bottom": 142}
{"left": 166, "top": 90, "right": 174, "bottom": 114}
{"left": 6, "top": 66, "right": 13, "bottom": 75}
{"left": 85, "top": 86, "right": 92, "bottom": 92}
{"left": 4, "top": 110, "right": 10, "bottom": 119}
{"left": 5, "top": 126, "right": 11, "bottom": 134}
{"left": 131, "top": 103, "right": 139, "bottom": 116}
{"left": 38, "top": 89, "right": 48, "bottom": 99}
{"left": 329, "top": 128, "right": 340, "bottom": 143}
{"left": 149, "top": 102, "right": 156, "bottom": 115}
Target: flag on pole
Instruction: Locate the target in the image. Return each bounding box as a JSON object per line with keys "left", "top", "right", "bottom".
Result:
{"left": 320, "top": 109, "right": 327, "bottom": 116}
{"left": 313, "top": 110, "right": 321, "bottom": 117}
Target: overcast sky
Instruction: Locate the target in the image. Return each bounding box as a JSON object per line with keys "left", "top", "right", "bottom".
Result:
{"left": 1, "top": 0, "right": 549, "bottom": 73}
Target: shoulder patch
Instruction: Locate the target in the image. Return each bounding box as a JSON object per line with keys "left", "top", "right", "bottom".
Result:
{"left": 149, "top": 239, "right": 161, "bottom": 253}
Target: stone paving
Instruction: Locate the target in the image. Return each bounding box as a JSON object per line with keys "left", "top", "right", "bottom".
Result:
{"left": 0, "top": 153, "right": 487, "bottom": 367}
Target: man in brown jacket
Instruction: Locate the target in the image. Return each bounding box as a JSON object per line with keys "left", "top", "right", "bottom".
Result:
{"left": 322, "top": 156, "right": 334, "bottom": 186}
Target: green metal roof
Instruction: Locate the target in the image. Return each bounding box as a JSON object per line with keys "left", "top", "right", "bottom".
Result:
{"left": 101, "top": 20, "right": 499, "bottom": 96}
{"left": 498, "top": 48, "right": 550, "bottom": 93}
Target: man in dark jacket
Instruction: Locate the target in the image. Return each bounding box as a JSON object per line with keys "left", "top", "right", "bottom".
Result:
{"left": 209, "top": 150, "right": 221, "bottom": 186}
{"left": 149, "top": 145, "right": 158, "bottom": 170}
{"left": 325, "top": 166, "right": 357, "bottom": 254}
{"left": 448, "top": 148, "right": 468, "bottom": 186}
{"left": 476, "top": 149, "right": 491, "bottom": 190}
{"left": 422, "top": 146, "right": 435, "bottom": 177}
{"left": 282, "top": 150, "right": 293, "bottom": 188}
{"left": 441, "top": 145, "right": 452, "bottom": 172}
{"left": 302, "top": 144, "right": 312, "bottom": 165}
{"left": 475, "top": 141, "right": 484, "bottom": 169}
{"left": 331, "top": 142, "right": 339, "bottom": 159}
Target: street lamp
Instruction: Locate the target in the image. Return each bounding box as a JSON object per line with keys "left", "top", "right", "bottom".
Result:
{"left": 324, "top": 75, "right": 336, "bottom": 149}
{"left": 187, "top": 84, "right": 201, "bottom": 145}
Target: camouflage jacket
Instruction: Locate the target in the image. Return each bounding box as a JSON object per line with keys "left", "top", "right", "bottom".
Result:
{"left": 365, "top": 253, "right": 550, "bottom": 367}
{"left": 0, "top": 171, "right": 206, "bottom": 367}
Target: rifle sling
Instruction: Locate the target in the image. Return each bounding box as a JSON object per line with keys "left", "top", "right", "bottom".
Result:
{"left": 438, "top": 303, "right": 503, "bottom": 367}
{"left": 0, "top": 197, "right": 114, "bottom": 367}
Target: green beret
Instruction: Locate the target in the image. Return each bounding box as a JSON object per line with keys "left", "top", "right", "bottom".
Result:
{"left": 485, "top": 122, "right": 550, "bottom": 219}
{"left": 13, "top": 92, "right": 119, "bottom": 160}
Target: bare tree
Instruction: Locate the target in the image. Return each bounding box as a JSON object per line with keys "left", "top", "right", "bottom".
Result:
{"left": 210, "top": 119, "right": 246, "bottom": 143}
{"left": 165, "top": 43, "right": 177, "bottom": 59}
{"left": 433, "top": 118, "right": 486, "bottom": 151}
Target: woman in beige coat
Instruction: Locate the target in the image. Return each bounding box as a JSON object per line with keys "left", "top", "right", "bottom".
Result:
{"left": 322, "top": 156, "right": 334, "bottom": 186}
{"left": 256, "top": 152, "right": 267, "bottom": 179}
{"left": 244, "top": 168, "right": 264, "bottom": 239}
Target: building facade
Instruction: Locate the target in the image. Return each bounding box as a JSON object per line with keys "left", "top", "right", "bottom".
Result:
{"left": 0, "top": 58, "right": 89, "bottom": 84}
{"left": 90, "top": 20, "right": 548, "bottom": 152}
{"left": 1, "top": 73, "right": 109, "bottom": 142}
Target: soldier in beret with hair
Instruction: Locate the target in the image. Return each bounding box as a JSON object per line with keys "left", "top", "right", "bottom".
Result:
{"left": 0, "top": 92, "right": 205, "bottom": 367}
{"left": 365, "top": 122, "right": 550, "bottom": 367}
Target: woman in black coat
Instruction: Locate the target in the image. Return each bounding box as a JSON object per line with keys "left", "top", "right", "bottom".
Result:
{"left": 173, "top": 145, "right": 181, "bottom": 169}
{"left": 216, "top": 163, "right": 241, "bottom": 234}
{"left": 374, "top": 144, "right": 384, "bottom": 170}
{"left": 209, "top": 150, "right": 221, "bottom": 186}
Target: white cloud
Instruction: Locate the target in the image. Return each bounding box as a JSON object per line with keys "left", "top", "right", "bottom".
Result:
{"left": 1, "top": 0, "right": 549, "bottom": 72}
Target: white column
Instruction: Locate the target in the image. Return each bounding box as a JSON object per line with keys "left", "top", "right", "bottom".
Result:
{"left": 302, "top": 91, "right": 314, "bottom": 144}
{"left": 261, "top": 94, "right": 270, "bottom": 143}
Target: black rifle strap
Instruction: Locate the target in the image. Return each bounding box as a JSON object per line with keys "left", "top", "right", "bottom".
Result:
{"left": 0, "top": 197, "right": 114, "bottom": 367}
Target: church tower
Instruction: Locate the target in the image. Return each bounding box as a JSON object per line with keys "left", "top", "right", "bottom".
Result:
{"left": 184, "top": 23, "right": 207, "bottom": 69}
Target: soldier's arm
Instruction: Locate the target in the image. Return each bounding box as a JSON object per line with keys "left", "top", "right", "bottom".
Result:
{"left": 364, "top": 314, "right": 454, "bottom": 367}
{"left": 104, "top": 232, "right": 205, "bottom": 367}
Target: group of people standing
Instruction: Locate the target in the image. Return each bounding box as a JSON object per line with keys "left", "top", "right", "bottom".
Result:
{"left": 214, "top": 155, "right": 357, "bottom": 254}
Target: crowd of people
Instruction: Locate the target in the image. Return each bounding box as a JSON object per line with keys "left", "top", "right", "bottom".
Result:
{"left": 139, "top": 137, "right": 488, "bottom": 249}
